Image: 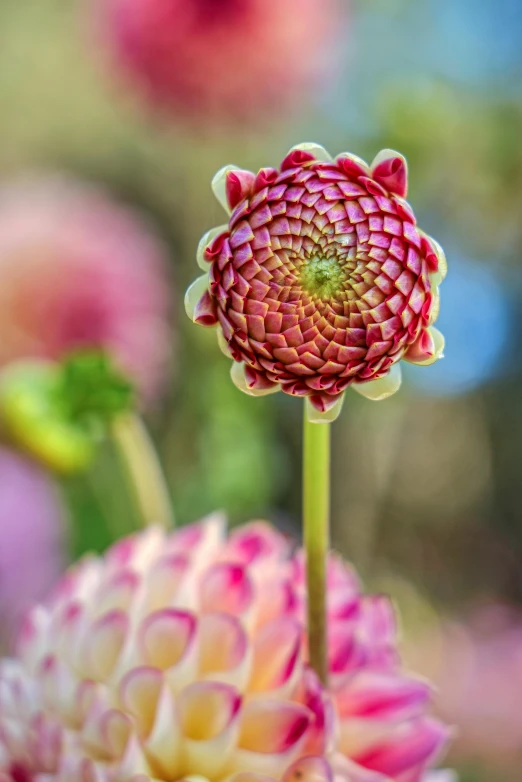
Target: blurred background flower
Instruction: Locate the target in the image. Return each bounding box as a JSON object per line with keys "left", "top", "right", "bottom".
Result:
{"left": 0, "top": 447, "right": 65, "bottom": 653}
{"left": 0, "top": 1, "right": 521, "bottom": 779}
{"left": 94, "top": 0, "right": 346, "bottom": 124}
{"left": 0, "top": 176, "right": 171, "bottom": 403}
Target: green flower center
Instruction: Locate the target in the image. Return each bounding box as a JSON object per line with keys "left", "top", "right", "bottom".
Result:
{"left": 299, "top": 257, "right": 346, "bottom": 300}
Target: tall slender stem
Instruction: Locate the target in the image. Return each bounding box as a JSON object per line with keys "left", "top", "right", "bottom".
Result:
{"left": 303, "top": 408, "right": 331, "bottom": 685}
{"left": 112, "top": 412, "right": 174, "bottom": 529}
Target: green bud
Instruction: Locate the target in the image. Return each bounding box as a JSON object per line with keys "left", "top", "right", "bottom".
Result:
{"left": 0, "top": 351, "right": 134, "bottom": 474}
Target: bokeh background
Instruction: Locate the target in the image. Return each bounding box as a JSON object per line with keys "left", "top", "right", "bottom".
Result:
{"left": 0, "top": 1, "right": 521, "bottom": 780}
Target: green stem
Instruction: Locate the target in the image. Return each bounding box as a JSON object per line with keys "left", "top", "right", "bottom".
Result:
{"left": 303, "top": 408, "right": 331, "bottom": 685}
{"left": 112, "top": 412, "right": 174, "bottom": 529}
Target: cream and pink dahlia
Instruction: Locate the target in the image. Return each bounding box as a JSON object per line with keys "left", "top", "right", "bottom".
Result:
{"left": 0, "top": 517, "right": 448, "bottom": 782}
{"left": 0, "top": 177, "right": 171, "bottom": 402}
{"left": 186, "top": 144, "right": 446, "bottom": 421}
{"left": 96, "top": 0, "right": 343, "bottom": 122}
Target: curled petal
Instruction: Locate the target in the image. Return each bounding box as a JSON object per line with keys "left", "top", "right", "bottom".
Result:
{"left": 200, "top": 562, "right": 254, "bottom": 617}
{"left": 212, "top": 165, "right": 241, "bottom": 214}
{"left": 429, "top": 287, "right": 441, "bottom": 326}
{"left": 225, "top": 521, "right": 290, "bottom": 565}
{"left": 351, "top": 363, "right": 401, "bottom": 401}
{"left": 199, "top": 613, "right": 249, "bottom": 688}
{"left": 235, "top": 701, "right": 312, "bottom": 777}
{"left": 281, "top": 147, "right": 320, "bottom": 171}
{"left": 404, "top": 327, "right": 444, "bottom": 366}
{"left": 351, "top": 718, "right": 451, "bottom": 780}
{"left": 231, "top": 361, "right": 280, "bottom": 397}
{"left": 217, "top": 327, "right": 234, "bottom": 358}
{"left": 184, "top": 275, "right": 211, "bottom": 324}
{"left": 254, "top": 167, "right": 279, "bottom": 192}
{"left": 83, "top": 610, "right": 128, "bottom": 681}
{"left": 336, "top": 672, "right": 431, "bottom": 722}
{"left": 249, "top": 618, "right": 301, "bottom": 695}
{"left": 194, "top": 290, "right": 218, "bottom": 327}
{"left": 371, "top": 150, "right": 408, "bottom": 198}
{"left": 288, "top": 143, "right": 333, "bottom": 163}
{"left": 306, "top": 393, "right": 345, "bottom": 423}
{"left": 226, "top": 170, "right": 256, "bottom": 210}
{"left": 197, "top": 226, "right": 228, "bottom": 271}
{"left": 419, "top": 231, "right": 448, "bottom": 286}
{"left": 180, "top": 682, "right": 241, "bottom": 776}
{"left": 139, "top": 609, "right": 196, "bottom": 672}
{"left": 336, "top": 152, "right": 370, "bottom": 178}
{"left": 120, "top": 667, "right": 180, "bottom": 774}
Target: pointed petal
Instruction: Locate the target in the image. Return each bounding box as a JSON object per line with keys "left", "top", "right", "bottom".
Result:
{"left": 212, "top": 165, "right": 241, "bottom": 214}
{"left": 185, "top": 275, "right": 211, "bottom": 324}
{"left": 197, "top": 226, "right": 228, "bottom": 271}
{"left": 226, "top": 169, "right": 256, "bottom": 210}
{"left": 306, "top": 393, "right": 345, "bottom": 423}
{"left": 371, "top": 150, "right": 408, "bottom": 197}
{"left": 231, "top": 361, "right": 280, "bottom": 397}
{"left": 351, "top": 363, "right": 401, "bottom": 401}
{"left": 404, "top": 327, "right": 444, "bottom": 366}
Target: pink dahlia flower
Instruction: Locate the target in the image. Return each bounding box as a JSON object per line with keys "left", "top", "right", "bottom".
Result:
{"left": 0, "top": 177, "right": 170, "bottom": 401}
{"left": 0, "top": 517, "right": 449, "bottom": 781}
{"left": 95, "top": 0, "right": 344, "bottom": 122}
{"left": 186, "top": 144, "right": 446, "bottom": 422}
{"left": 0, "top": 448, "right": 65, "bottom": 652}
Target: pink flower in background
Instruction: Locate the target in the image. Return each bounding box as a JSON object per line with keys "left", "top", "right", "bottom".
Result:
{"left": 431, "top": 605, "right": 522, "bottom": 771}
{"left": 0, "top": 517, "right": 448, "bottom": 782}
{"left": 96, "top": 0, "right": 345, "bottom": 122}
{"left": 0, "top": 177, "right": 171, "bottom": 401}
{"left": 0, "top": 448, "right": 65, "bottom": 653}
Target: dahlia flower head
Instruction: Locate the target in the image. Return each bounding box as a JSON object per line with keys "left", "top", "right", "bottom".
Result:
{"left": 97, "top": 0, "right": 343, "bottom": 122}
{"left": 0, "top": 177, "right": 170, "bottom": 402}
{"left": 0, "top": 517, "right": 450, "bottom": 782}
{"left": 186, "top": 144, "right": 446, "bottom": 422}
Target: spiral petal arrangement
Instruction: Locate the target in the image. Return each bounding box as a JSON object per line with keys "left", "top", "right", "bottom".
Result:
{"left": 187, "top": 144, "right": 446, "bottom": 421}
{"left": 0, "top": 517, "right": 448, "bottom": 782}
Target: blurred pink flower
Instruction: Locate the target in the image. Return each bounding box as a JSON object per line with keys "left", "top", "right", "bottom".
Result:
{"left": 0, "top": 517, "right": 448, "bottom": 782}
{"left": 0, "top": 177, "right": 171, "bottom": 401}
{"left": 432, "top": 605, "right": 522, "bottom": 771}
{"left": 0, "top": 447, "right": 65, "bottom": 653}
{"left": 95, "top": 0, "right": 345, "bottom": 123}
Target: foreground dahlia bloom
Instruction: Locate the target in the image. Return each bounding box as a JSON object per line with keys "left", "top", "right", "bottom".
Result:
{"left": 96, "top": 0, "right": 344, "bottom": 122}
{"left": 0, "top": 177, "right": 170, "bottom": 401}
{"left": 186, "top": 144, "right": 446, "bottom": 421}
{"left": 0, "top": 448, "right": 64, "bottom": 652}
{"left": 0, "top": 517, "right": 449, "bottom": 781}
